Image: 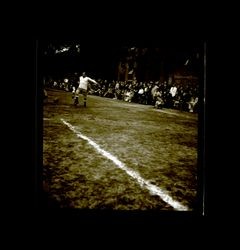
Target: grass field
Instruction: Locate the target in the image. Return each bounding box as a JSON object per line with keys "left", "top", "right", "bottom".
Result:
{"left": 42, "top": 88, "right": 199, "bottom": 211}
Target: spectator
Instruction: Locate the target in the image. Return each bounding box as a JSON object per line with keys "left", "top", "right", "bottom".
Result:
{"left": 154, "top": 90, "right": 164, "bottom": 109}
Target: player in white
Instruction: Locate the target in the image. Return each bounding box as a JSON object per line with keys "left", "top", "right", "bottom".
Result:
{"left": 74, "top": 72, "right": 98, "bottom": 107}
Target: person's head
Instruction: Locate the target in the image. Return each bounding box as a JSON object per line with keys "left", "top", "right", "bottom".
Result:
{"left": 82, "top": 72, "right": 86, "bottom": 77}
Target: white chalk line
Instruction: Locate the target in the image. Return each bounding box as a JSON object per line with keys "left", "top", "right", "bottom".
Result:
{"left": 61, "top": 118, "right": 189, "bottom": 211}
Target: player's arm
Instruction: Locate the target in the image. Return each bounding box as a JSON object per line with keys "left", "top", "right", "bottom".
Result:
{"left": 89, "top": 78, "right": 97, "bottom": 84}
{"left": 89, "top": 78, "right": 100, "bottom": 87}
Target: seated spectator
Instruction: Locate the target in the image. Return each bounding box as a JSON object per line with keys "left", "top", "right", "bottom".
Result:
{"left": 104, "top": 86, "right": 114, "bottom": 98}
{"left": 154, "top": 90, "right": 164, "bottom": 109}
{"left": 123, "top": 90, "right": 134, "bottom": 102}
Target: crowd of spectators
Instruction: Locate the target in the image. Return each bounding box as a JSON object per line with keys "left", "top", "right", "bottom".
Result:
{"left": 44, "top": 76, "right": 199, "bottom": 113}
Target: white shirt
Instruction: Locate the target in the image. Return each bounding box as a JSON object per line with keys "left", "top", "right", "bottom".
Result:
{"left": 79, "top": 76, "right": 97, "bottom": 90}
{"left": 170, "top": 86, "right": 177, "bottom": 97}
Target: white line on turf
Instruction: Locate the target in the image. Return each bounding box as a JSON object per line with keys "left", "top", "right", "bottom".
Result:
{"left": 61, "top": 118, "right": 189, "bottom": 211}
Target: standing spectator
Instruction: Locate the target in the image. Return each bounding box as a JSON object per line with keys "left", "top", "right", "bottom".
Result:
{"left": 169, "top": 84, "right": 177, "bottom": 108}
{"left": 188, "top": 96, "right": 198, "bottom": 112}
{"left": 170, "top": 84, "right": 177, "bottom": 98}
{"left": 113, "top": 81, "right": 121, "bottom": 99}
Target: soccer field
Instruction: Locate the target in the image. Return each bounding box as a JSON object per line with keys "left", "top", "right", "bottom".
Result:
{"left": 42, "top": 88, "right": 199, "bottom": 211}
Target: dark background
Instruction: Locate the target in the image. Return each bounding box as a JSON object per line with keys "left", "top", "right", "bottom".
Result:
{"left": 38, "top": 39, "right": 203, "bottom": 82}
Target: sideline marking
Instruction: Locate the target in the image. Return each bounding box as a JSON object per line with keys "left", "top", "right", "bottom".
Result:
{"left": 61, "top": 118, "right": 189, "bottom": 211}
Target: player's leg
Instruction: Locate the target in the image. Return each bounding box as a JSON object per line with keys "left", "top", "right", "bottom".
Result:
{"left": 74, "top": 88, "right": 79, "bottom": 105}
{"left": 83, "top": 90, "right": 87, "bottom": 107}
